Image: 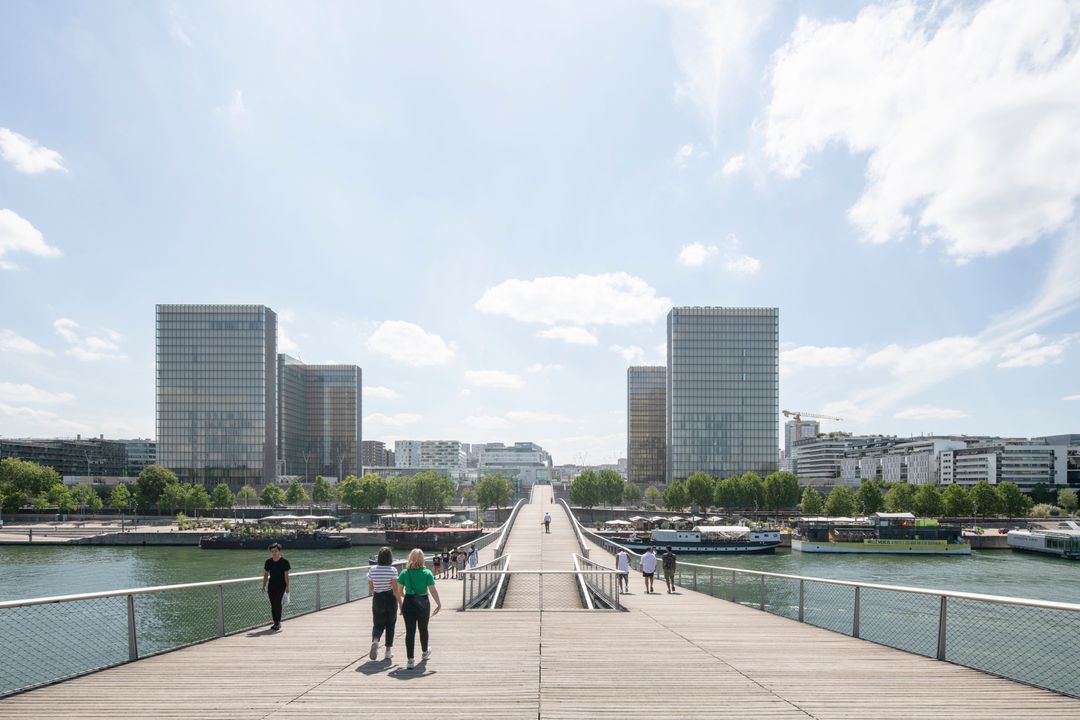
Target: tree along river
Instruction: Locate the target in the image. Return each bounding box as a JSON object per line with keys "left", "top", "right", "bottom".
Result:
{"left": 0, "top": 543, "right": 1078, "bottom": 603}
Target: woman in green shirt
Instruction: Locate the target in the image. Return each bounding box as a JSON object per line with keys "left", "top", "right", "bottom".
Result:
{"left": 398, "top": 548, "right": 442, "bottom": 669}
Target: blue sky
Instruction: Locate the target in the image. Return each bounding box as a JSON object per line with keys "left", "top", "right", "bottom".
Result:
{"left": 1, "top": 0, "right": 1078, "bottom": 465}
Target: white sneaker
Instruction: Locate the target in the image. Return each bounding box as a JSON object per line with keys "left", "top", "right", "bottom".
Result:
{"left": 384, "top": 649, "right": 393, "bottom": 661}
{"left": 368, "top": 641, "right": 379, "bottom": 661}
{"left": 422, "top": 649, "right": 431, "bottom": 660}
{"left": 406, "top": 658, "right": 415, "bottom": 670}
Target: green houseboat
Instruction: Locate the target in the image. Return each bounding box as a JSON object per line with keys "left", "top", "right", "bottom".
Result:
{"left": 792, "top": 512, "right": 971, "bottom": 555}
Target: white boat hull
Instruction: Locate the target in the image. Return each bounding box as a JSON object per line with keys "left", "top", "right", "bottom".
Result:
{"left": 792, "top": 539, "right": 972, "bottom": 555}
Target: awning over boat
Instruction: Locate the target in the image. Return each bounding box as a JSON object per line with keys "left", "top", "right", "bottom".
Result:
{"left": 604, "top": 520, "right": 632, "bottom": 526}
{"left": 693, "top": 525, "right": 750, "bottom": 539}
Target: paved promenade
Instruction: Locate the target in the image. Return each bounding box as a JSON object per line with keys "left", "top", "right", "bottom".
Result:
{"left": 3, "top": 487, "right": 1079, "bottom": 719}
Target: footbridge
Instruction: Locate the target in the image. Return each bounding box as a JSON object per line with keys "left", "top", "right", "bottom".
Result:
{"left": 3, "top": 485, "right": 1079, "bottom": 719}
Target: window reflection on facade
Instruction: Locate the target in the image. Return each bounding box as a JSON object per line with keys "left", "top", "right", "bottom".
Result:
{"left": 627, "top": 366, "right": 666, "bottom": 488}
{"left": 156, "top": 304, "right": 277, "bottom": 486}
{"left": 278, "top": 355, "right": 361, "bottom": 481}
{"left": 666, "top": 307, "right": 779, "bottom": 483}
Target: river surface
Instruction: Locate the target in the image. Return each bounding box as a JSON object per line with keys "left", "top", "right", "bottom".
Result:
{"left": 1, "top": 544, "right": 1077, "bottom": 602}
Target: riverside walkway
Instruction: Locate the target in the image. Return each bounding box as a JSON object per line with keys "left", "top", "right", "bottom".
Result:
{"left": 3, "top": 487, "right": 1079, "bottom": 719}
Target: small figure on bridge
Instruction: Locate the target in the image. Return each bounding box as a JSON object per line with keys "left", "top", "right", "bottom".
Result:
{"left": 467, "top": 544, "right": 478, "bottom": 569}
{"left": 615, "top": 548, "right": 630, "bottom": 592}
{"left": 640, "top": 546, "right": 658, "bottom": 594}
{"left": 662, "top": 545, "right": 678, "bottom": 594}
{"left": 261, "top": 542, "right": 291, "bottom": 632}
{"left": 543, "top": 512, "right": 552, "bottom": 533}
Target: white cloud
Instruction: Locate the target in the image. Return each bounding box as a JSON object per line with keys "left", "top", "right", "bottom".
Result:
{"left": 466, "top": 415, "right": 512, "bottom": 430}
{"left": 764, "top": 0, "right": 1080, "bottom": 261}
{"left": 0, "top": 209, "right": 62, "bottom": 270}
{"left": 538, "top": 431, "right": 625, "bottom": 466}
{"left": 665, "top": 0, "right": 775, "bottom": 145}
{"left": 656, "top": 342, "right": 667, "bottom": 362}
{"left": 364, "top": 413, "right": 422, "bottom": 430}
{"left": 0, "top": 128, "right": 66, "bottom": 174}
{"left": 230, "top": 90, "right": 246, "bottom": 118}
{"left": 53, "top": 318, "right": 127, "bottom": 362}
{"left": 169, "top": 8, "right": 193, "bottom": 47}
{"left": 998, "top": 333, "right": 1071, "bottom": 368}
{"left": 465, "top": 370, "right": 525, "bottom": 389}
{"left": 863, "top": 336, "right": 992, "bottom": 377}
{"left": 894, "top": 406, "right": 969, "bottom": 421}
{"left": 819, "top": 400, "right": 873, "bottom": 425}
{"left": 527, "top": 363, "right": 563, "bottom": 373}
{"left": 363, "top": 386, "right": 400, "bottom": 400}
{"left": 609, "top": 345, "right": 647, "bottom": 365}
{"left": 1065, "top": 394, "right": 1080, "bottom": 401}
{"left": 365, "top": 321, "right": 455, "bottom": 367}
{"left": 678, "top": 242, "right": 719, "bottom": 267}
{"left": 0, "top": 402, "right": 86, "bottom": 434}
{"left": 507, "top": 411, "right": 573, "bottom": 424}
{"left": 677, "top": 235, "right": 760, "bottom": 273}
{"left": 278, "top": 325, "right": 299, "bottom": 355}
{"left": 475, "top": 272, "right": 672, "bottom": 326}
{"left": 781, "top": 345, "right": 861, "bottom": 375}
{"left": 0, "top": 383, "right": 75, "bottom": 404}
{"left": 0, "top": 329, "right": 53, "bottom": 356}
{"left": 673, "top": 143, "right": 694, "bottom": 168}
{"left": 536, "top": 326, "right": 598, "bottom": 345}
{"left": 721, "top": 154, "right": 746, "bottom": 175}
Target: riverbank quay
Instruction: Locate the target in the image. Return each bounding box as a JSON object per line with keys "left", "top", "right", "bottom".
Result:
{"left": 0, "top": 521, "right": 393, "bottom": 547}
{"left": 3, "top": 486, "right": 1078, "bottom": 719}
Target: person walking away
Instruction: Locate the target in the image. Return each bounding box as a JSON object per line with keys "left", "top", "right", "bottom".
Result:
{"left": 455, "top": 547, "right": 467, "bottom": 578}
{"left": 432, "top": 551, "right": 442, "bottom": 578}
{"left": 468, "top": 544, "right": 479, "bottom": 569}
{"left": 442, "top": 549, "right": 451, "bottom": 578}
{"left": 543, "top": 512, "right": 551, "bottom": 533}
{"left": 615, "top": 548, "right": 630, "bottom": 592}
{"left": 640, "top": 546, "right": 658, "bottom": 594}
{"left": 398, "top": 548, "right": 442, "bottom": 670}
{"left": 368, "top": 546, "right": 402, "bottom": 661}
{"left": 661, "top": 545, "right": 678, "bottom": 593}
{"left": 261, "top": 543, "right": 291, "bottom": 631}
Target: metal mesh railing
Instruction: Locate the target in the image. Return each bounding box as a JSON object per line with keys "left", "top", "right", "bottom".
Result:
{"left": 562, "top": 503, "right": 1080, "bottom": 698}
{"left": 0, "top": 563, "right": 396, "bottom": 698}
{"left": 461, "top": 554, "right": 511, "bottom": 609}
{"left": 461, "top": 569, "right": 621, "bottom": 611}
{"left": 574, "top": 554, "right": 621, "bottom": 609}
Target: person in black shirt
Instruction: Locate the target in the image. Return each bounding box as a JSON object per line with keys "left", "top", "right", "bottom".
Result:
{"left": 261, "top": 543, "right": 291, "bottom": 630}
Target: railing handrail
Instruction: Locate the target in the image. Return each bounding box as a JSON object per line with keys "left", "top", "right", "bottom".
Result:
{"left": 494, "top": 498, "right": 527, "bottom": 558}
{"left": 558, "top": 498, "right": 589, "bottom": 557}
{"left": 0, "top": 561, "right": 410, "bottom": 611}
{"left": 572, "top": 554, "right": 594, "bottom": 610}
{"left": 564, "top": 504, "right": 1080, "bottom": 614}
{"left": 456, "top": 569, "right": 622, "bottom": 576}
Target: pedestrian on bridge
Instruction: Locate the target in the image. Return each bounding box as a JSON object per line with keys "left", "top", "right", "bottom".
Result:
{"left": 399, "top": 548, "right": 443, "bottom": 670}
{"left": 615, "top": 548, "right": 630, "bottom": 593}
{"left": 640, "top": 546, "right": 658, "bottom": 593}
{"left": 468, "top": 544, "right": 478, "bottom": 569}
{"left": 662, "top": 546, "right": 678, "bottom": 593}
{"left": 261, "top": 543, "right": 291, "bottom": 631}
{"left": 368, "top": 547, "right": 402, "bottom": 662}
{"left": 543, "top": 512, "right": 551, "bottom": 533}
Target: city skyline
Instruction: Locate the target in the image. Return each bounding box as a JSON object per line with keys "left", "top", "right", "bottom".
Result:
{"left": 2, "top": 1, "right": 1079, "bottom": 465}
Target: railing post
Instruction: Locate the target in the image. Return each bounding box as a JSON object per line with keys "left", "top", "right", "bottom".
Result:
{"left": 759, "top": 575, "right": 765, "bottom": 611}
{"left": 217, "top": 585, "right": 225, "bottom": 637}
{"left": 345, "top": 571, "right": 350, "bottom": 602}
{"left": 730, "top": 570, "right": 736, "bottom": 602}
{"left": 937, "top": 595, "right": 948, "bottom": 660}
{"left": 462, "top": 572, "right": 467, "bottom": 610}
{"left": 315, "top": 573, "right": 322, "bottom": 611}
{"left": 126, "top": 594, "right": 138, "bottom": 661}
{"left": 692, "top": 565, "right": 698, "bottom": 592}
{"left": 538, "top": 572, "right": 544, "bottom": 611}
{"left": 709, "top": 568, "right": 714, "bottom": 596}
{"left": 798, "top": 579, "right": 805, "bottom": 622}
{"left": 853, "top": 586, "right": 861, "bottom": 638}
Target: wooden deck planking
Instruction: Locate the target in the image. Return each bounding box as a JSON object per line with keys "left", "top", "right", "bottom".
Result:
{"left": 500, "top": 484, "right": 581, "bottom": 610}
{"left": 5, "top": 494, "right": 1080, "bottom": 719}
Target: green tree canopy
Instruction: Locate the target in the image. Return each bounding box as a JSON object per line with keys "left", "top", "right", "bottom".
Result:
{"left": 0, "top": 457, "right": 61, "bottom": 506}
{"left": 596, "top": 469, "right": 625, "bottom": 508}
{"left": 159, "top": 482, "right": 187, "bottom": 514}
{"left": 736, "top": 472, "right": 765, "bottom": 510}
{"left": 970, "top": 480, "right": 1001, "bottom": 517}
{"left": 800, "top": 485, "right": 823, "bottom": 515}
{"left": 386, "top": 476, "right": 412, "bottom": 509}
{"left": 285, "top": 480, "right": 309, "bottom": 504}
{"left": 72, "top": 483, "right": 102, "bottom": 515}
{"left": 714, "top": 476, "right": 738, "bottom": 509}
{"left": 855, "top": 479, "right": 884, "bottom": 514}
{"left": 237, "top": 485, "right": 259, "bottom": 506}
{"left": 644, "top": 485, "right": 662, "bottom": 506}
{"left": 663, "top": 480, "right": 689, "bottom": 510}
{"left": 340, "top": 473, "right": 387, "bottom": 511}
{"left": 763, "top": 472, "right": 801, "bottom": 512}
{"left": 911, "top": 483, "right": 943, "bottom": 517}
{"left": 824, "top": 486, "right": 857, "bottom": 516}
{"left": 884, "top": 482, "right": 915, "bottom": 513}
{"left": 996, "top": 482, "right": 1031, "bottom": 517}
{"left": 941, "top": 483, "right": 972, "bottom": 517}
{"left": 47, "top": 484, "right": 77, "bottom": 514}
{"left": 569, "top": 470, "right": 602, "bottom": 508}
{"left": 109, "top": 483, "right": 133, "bottom": 511}
{"left": 685, "top": 472, "right": 715, "bottom": 511}
{"left": 1029, "top": 483, "right": 1056, "bottom": 505}
{"left": 210, "top": 483, "right": 235, "bottom": 511}
{"left": 260, "top": 484, "right": 286, "bottom": 507}
{"left": 186, "top": 484, "right": 210, "bottom": 516}
{"left": 411, "top": 471, "right": 455, "bottom": 512}
{"left": 622, "top": 482, "right": 642, "bottom": 507}
{"left": 136, "top": 465, "right": 178, "bottom": 510}
{"left": 1057, "top": 488, "right": 1078, "bottom": 514}
{"left": 475, "top": 474, "right": 515, "bottom": 520}
{"left": 311, "top": 475, "right": 336, "bottom": 504}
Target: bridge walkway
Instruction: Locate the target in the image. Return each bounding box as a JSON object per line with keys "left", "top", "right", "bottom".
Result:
{"left": 3, "top": 495, "right": 1080, "bottom": 718}
{"left": 499, "top": 484, "right": 581, "bottom": 609}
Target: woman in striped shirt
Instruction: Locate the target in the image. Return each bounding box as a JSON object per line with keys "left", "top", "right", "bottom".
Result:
{"left": 367, "top": 546, "right": 403, "bottom": 661}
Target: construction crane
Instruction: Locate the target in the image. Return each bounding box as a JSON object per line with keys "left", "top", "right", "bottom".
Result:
{"left": 782, "top": 410, "right": 844, "bottom": 445}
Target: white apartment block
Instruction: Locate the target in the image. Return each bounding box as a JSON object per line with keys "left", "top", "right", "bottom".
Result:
{"left": 392, "top": 440, "right": 465, "bottom": 471}
{"left": 940, "top": 443, "right": 1069, "bottom": 489}
{"left": 478, "top": 442, "right": 552, "bottom": 469}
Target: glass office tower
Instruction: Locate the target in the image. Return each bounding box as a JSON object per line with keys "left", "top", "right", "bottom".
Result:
{"left": 627, "top": 366, "right": 667, "bottom": 487}
{"left": 666, "top": 307, "right": 778, "bottom": 483}
{"left": 156, "top": 304, "right": 277, "bottom": 486}
{"left": 277, "top": 355, "right": 362, "bottom": 481}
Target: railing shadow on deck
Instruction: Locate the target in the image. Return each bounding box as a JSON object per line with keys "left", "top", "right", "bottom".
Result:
{"left": 559, "top": 500, "right": 1080, "bottom": 699}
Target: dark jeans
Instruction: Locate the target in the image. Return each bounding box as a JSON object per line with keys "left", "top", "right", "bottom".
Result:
{"left": 401, "top": 594, "right": 430, "bottom": 659}
{"left": 371, "top": 590, "right": 397, "bottom": 647}
{"left": 268, "top": 585, "right": 285, "bottom": 625}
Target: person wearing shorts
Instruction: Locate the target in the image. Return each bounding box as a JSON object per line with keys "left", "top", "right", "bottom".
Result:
{"left": 615, "top": 549, "right": 630, "bottom": 592}
{"left": 662, "top": 545, "right": 678, "bottom": 593}
{"left": 640, "top": 546, "right": 658, "bottom": 593}
{"left": 432, "top": 552, "right": 442, "bottom": 578}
